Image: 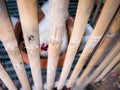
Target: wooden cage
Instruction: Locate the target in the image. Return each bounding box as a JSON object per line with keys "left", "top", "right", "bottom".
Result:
{"left": 0, "top": 0, "right": 120, "bottom": 90}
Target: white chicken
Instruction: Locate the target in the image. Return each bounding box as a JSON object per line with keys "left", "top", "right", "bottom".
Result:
{"left": 10, "top": 1, "right": 93, "bottom": 57}
{"left": 39, "top": 1, "right": 68, "bottom": 57}
{"left": 39, "top": 1, "right": 93, "bottom": 57}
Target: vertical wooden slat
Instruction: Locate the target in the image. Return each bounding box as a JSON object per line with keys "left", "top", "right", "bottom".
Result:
{"left": 76, "top": 8, "right": 120, "bottom": 86}
{"left": 95, "top": 52, "right": 120, "bottom": 82}
{"left": 67, "top": 0, "right": 120, "bottom": 87}
{"left": 0, "top": 1, "right": 30, "bottom": 90}
{"left": 87, "top": 39, "right": 120, "bottom": 84}
{"left": 47, "top": 0, "right": 70, "bottom": 89}
{"left": 58, "top": 0, "right": 95, "bottom": 89}
{"left": 0, "top": 63, "right": 17, "bottom": 90}
{"left": 17, "top": 0, "right": 43, "bottom": 90}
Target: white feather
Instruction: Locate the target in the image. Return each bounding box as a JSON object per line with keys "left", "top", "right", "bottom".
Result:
{"left": 39, "top": 1, "right": 68, "bottom": 57}
{"left": 79, "top": 24, "right": 93, "bottom": 51}
{"left": 85, "top": 24, "right": 93, "bottom": 35}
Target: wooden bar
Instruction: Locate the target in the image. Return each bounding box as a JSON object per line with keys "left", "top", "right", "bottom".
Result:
{"left": 95, "top": 52, "right": 120, "bottom": 82}
{"left": 95, "top": 62, "right": 120, "bottom": 90}
{"left": 43, "top": 78, "right": 80, "bottom": 89}
{"left": 0, "top": 1, "right": 30, "bottom": 90}
{"left": 91, "top": 0, "right": 103, "bottom": 25}
{"left": 67, "top": 0, "right": 120, "bottom": 87}
{"left": 0, "top": 63, "right": 17, "bottom": 90}
{"left": 17, "top": 0, "right": 43, "bottom": 90}
{"left": 102, "top": 62, "right": 120, "bottom": 81}
{"left": 75, "top": 8, "right": 120, "bottom": 86}
{"left": 47, "top": 0, "right": 70, "bottom": 89}
{"left": 87, "top": 39, "right": 120, "bottom": 84}
{"left": 58, "top": 0, "right": 95, "bottom": 89}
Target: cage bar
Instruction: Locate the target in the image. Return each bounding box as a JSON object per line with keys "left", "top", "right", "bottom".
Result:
{"left": 58, "top": 0, "right": 95, "bottom": 89}
{"left": 76, "top": 8, "right": 120, "bottom": 86}
{"left": 68, "top": 0, "right": 120, "bottom": 87}
{"left": 95, "top": 51, "right": 120, "bottom": 82}
{"left": 87, "top": 39, "right": 120, "bottom": 84}
{"left": 47, "top": 0, "right": 70, "bottom": 89}
{"left": 0, "top": 1, "right": 30, "bottom": 90}
{"left": 0, "top": 0, "right": 119, "bottom": 90}
{"left": 17, "top": 0, "right": 43, "bottom": 90}
{"left": 0, "top": 63, "right": 17, "bottom": 90}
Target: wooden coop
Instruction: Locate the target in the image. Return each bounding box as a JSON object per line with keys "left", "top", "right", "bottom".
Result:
{"left": 0, "top": 0, "right": 120, "bottom": 90}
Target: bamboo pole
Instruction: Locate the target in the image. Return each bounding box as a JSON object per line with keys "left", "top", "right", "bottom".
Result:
{"left": 0, "top": 63, "right": 17, "bottom": 90}
{"left": 87, "top": 39, "right": 120, "bottom": 84}
{"left": 91, "top": 0, "right": 103, "bottom": 25}
{"left": 75, "top": 8, "right": 120, "bottom": 86}
{"left": 17, "top": 0, "right": 43, "bottom": 90}
{"left": 95, "top": 51, "right": 120, "bottom": 82}
{"left": 67, "top": 0, "right": 120, "bottom": 87}
{"left": 58, "top": 0, "right": 95, "bottom": 89}
{"left": 0, "top": 1, "right": 30, "bottom": 90}
{"left": 102, "top": 62, "right": 120, "bottom": 81}
{"left": 47, "top": 0, "right": 70, "bottom": 89}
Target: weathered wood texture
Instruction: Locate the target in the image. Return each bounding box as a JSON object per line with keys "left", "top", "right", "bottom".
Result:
{"left": 47, "top": 0, "right": 70, "bottom": 89}
{"left": 87, "top": 39, "right": 120, "bottom": 83}
{"left": 0, "top": 0, "right": 119, "bottom": 90}
{"left": 68, "top": 0, "right": 120, "bottom": 87}
{"left": 58, "top": 0, "right": 95, "bottom": 89}
{"left": 95, "top": 51, "right": 120, "bottom": 82}
{"left": 95, "top": 63, "right": 120, "bottom": 90}
{"left": 17, "top": 0, "right": 43, "bottom": 90}
{"left": 76, "top": 8, "right": 120, "bottom": 86}
{"left": 103, "top": 62, "right": 120, "bottom": 81}
{"left": 0, "top": 63, "right": 17, "bottom": 90}
{"left": 0, "top": 1, "right": 30, "bottom": 90}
